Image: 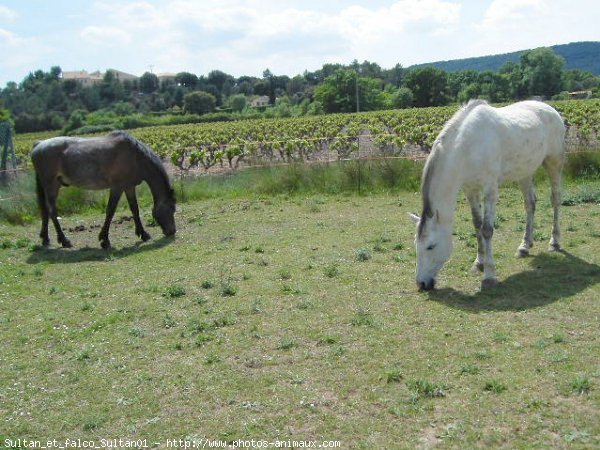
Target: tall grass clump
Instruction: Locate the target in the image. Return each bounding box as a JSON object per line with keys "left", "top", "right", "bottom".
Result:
{"left": 0, "top": 172, "right": 139, "bottom": 225}
{"left": 176, "top": 159, "right": 424, "bottom": 203}
{"left": 0, "top": 174, "right": 39, "bottom": 224}
{"left": 564, "top": 151, "right": 600, "bottom": 180}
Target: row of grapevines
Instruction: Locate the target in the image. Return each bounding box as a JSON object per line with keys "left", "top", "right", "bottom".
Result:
{"left": 12, "top": 99, "right": 599, "bottom": 169}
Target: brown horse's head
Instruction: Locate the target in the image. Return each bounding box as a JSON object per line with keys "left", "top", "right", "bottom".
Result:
{"left": 153, "top": 188, "right": 176, "bottom": 237}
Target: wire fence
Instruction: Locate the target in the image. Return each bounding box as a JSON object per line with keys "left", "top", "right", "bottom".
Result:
{"left": 1, "top": 131, "right": 599, "bottom": 203}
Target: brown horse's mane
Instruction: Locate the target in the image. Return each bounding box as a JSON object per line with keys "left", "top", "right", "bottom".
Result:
{"left": 110, "top": 131, "right": 174, "bottom": 199}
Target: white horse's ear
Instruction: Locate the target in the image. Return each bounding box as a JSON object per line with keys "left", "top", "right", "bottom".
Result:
{"left": 409, "top": 213, "right": 420, "bottom": 224}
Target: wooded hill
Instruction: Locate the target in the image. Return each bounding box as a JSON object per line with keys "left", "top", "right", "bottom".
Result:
{"left": 410, "top": 42, "right": 600, "bottom": 75}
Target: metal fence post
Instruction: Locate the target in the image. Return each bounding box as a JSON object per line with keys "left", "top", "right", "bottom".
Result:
{"left": 0, "top": 121, "right": 17, "bottom": 185}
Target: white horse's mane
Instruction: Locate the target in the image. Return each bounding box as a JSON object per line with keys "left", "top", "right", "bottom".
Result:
{"left": 437, "top": 99, "right": 488, "bottom": 143}
{"left": 419, "top": 99, "right": 488, "bottom": 235}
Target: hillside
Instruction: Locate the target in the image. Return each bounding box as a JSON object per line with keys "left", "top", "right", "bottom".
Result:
{"left": 410, "top": 41, "right": 600, "bottom": 74}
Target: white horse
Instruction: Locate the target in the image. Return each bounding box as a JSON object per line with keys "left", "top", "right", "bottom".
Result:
{"left": 410, "top": 99, "right": 566, "bottom": 290}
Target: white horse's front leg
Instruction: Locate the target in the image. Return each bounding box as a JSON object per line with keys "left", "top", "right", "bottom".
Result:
{"left": 481, "top": 187, "right": 499, "bottom": 289}
{"left": 517, "top": 177, "right": 536, "bottom": 257}
{"left": 466, "top": 190, "right": 484, "bottom": 273}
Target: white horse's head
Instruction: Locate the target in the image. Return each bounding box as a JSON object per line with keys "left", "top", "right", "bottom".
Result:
{"left": 410, "top": 212, "right": 453, "bottom": 291}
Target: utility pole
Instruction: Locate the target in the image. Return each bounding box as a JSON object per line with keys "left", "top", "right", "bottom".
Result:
{"left": 355, "top": 70, "right": 360, "bottom": 113}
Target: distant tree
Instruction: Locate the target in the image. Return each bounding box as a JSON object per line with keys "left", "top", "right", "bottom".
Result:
{"left": 62, "top": 79, "right": 79, "bottom": 95}
{"left": 207, "top": 70, "right": 234, "bottom": 93}
{"left": 46, "top": 83, "right": 68, "bottom": 112}
{"left": 314, "top": 69, "right": 384, "bottom": 113}
{"left": 351, "top": 60, "right": 383, "bottom": 79}
{"left": 391, "top": 87, "right": 414, "bottom": 109}
{"left": 48, "top": 66, "right": 62, "bottom": 81}
{"left": 253, "top": 80, "right": 269, "bottom": 97}
{"left": 175, "top": 72, "right": 198, "bottom": 88}
{"left": 563, "top": 69, "right": 599, "bottom": 92}
{"left": 81, "top": 86, "right": 102, "bottom": 111}
{"left": 139, "top": 72, "right": 159, "bottom": 94}
{"left": 286, "top": 75, "right": 307, "bottom": 97}
{"left": 21, "top": 70, "right": 46, "bottom": 93}
{"left": 383, "top": 63, "right": 404, "bottom": 87}
{"left": 499, "top": 61, "right": 528, "bottom": 99}
{"left": 404, "top": 67, "right": 450, "bottom": 107}
{"left": 236, "top": 80, "right": 254, "bottom": 96}
{"left": 122, "top": 79, "right": 138, "bottom": 93}
{"left": 262, "top": 69, "right": 276, "bottom": 104}
{"left": 63, "top": 109, "right": 87, "bottom": 134}
{"left": 447, "top": 70, "right": 479, "bottom": 99}
{"left": 99, "top": 70, "right": 124, "bottom": 103}
{"left": 184, "top": 91, "right": 216, "bottom": 115}
{"left": 457, "top": 83, "right": 482, "bottom": 103}
{"left": 519, "top": 47, "right": 565, "bottom": 97}
{"left": 173, "top": 87, "right": 185, "bottom": 107}
{"left": 228, "top": 94, "right": 247, "bottom": 112}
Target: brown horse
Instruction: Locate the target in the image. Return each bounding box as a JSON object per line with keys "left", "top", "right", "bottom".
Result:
{"left": 31, "top": 131, "right": 176, "bottom": 249}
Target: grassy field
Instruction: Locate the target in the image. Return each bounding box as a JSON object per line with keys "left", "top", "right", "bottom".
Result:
{"left": 0, "top": 171, "right": 599, "bottom": 448}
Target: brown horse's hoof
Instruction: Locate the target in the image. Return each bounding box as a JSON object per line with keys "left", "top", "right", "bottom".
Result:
{"left": 481, "top": 277, "right": 499, "bottom": 289}
{"left": 140, "top": 231, "right": 151, "bottom": 242}
{"left": 61, "top": 239, "right": 72, "bottom": 248}
{"left": 41, "top": 239, "right": 50, "bottom": 247}
{"left": 470, "top": 262, "right": 484, "bottom": 273}
{"left": 100, "top": 239, "right": 111, "bottom": 250}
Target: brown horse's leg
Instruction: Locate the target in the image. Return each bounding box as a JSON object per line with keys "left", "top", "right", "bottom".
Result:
{"left": 40, "top": 214, "right": 50, "bottom": 246}
{"left": 39, "top": 199, "right": 50, "bottom": 247}
{"left": 125, "top": 187, "right": 151, "bottom": 242}
{"left": 35, "top": 173, "right": 50, "bottom": 246}
{"left": 99, "top": 188, "right": 122, "bottom": 249}
{"left": 46, "top": 182, "right": 72, "bottom": 248}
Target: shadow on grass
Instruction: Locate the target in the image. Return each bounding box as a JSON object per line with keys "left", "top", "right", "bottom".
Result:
{"left": 428, "top": 251, "right": 600, "bottom": 312}
{"left": 26, "top": 236, "right": 174, "bottom": 264}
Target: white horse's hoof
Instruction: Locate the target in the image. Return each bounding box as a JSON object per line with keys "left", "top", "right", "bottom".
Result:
{"left": 481, "top": 278, "right": 499, "bottom": 289}
{"left": 548, "top": 243, "right": 562, "bottom": 252}
{"left": 516, "top": 247, "right": 529, "bottom": 258}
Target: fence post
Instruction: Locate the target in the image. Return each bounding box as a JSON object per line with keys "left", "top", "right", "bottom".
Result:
{"left": 0, "top": 121, "right": 17, "bottom": 185}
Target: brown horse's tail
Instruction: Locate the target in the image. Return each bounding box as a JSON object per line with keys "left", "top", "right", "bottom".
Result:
{"left": 35, "top": 171, "right": 46, "bottom": 213}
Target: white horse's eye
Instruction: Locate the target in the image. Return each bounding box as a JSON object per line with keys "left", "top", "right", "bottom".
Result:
{"left": 426, "top": 244, "right": 436, "bottom": 251}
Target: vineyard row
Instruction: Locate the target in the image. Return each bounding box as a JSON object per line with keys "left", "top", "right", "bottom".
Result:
{"left": 12, "top": 99, "right": 600, "bottom": 172}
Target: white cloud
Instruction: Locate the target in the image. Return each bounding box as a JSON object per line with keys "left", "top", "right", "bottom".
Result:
{"left": 470, "top": 0, "right": 600, "bottom": 59}
{"left": 80, "top": 26, "right": 132, "bottom": 46}
{"left": 0, "top": 28, "right": 21, "bottom": 45}
{"left": 76, "top": 0, "right": 462, "bottom": 75}
{"left": 0, "top": 5, "right": 17, "bottom": 22}
{"left": 0, "top": 28, "right": 53, "bottom": 72}
{"left": 480, "top": 0, "right": 543, "bottom": 30}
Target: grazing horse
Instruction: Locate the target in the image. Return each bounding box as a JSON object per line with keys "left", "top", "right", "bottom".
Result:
{"left": 32, "top": 131, "right": 176, "bottom": 249}
{"left": 410, "top": 100, "right": 565, "bottom": 290}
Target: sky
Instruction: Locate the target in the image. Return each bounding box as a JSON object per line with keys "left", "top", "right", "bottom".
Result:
{"left": 0, "top": 0, "right": 598, "bottom": 86}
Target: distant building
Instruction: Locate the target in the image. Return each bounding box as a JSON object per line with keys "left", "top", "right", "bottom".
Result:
{"left": 250, "top": 95, "right": 270, "bottom": 107}
{"left": 568, "top": 90, "right": 592, "bottom": 99}
{"left": 61, "top": 70, "right": 102, "bottom": 86}
{"left": 157, "top": 73, "right": 177, "bottom": 84}
{"left": 61, "top": 69, "right": 138, "bottom": 86}
{"left": 108, "top": 69, "right": 138, "bottom": 82}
